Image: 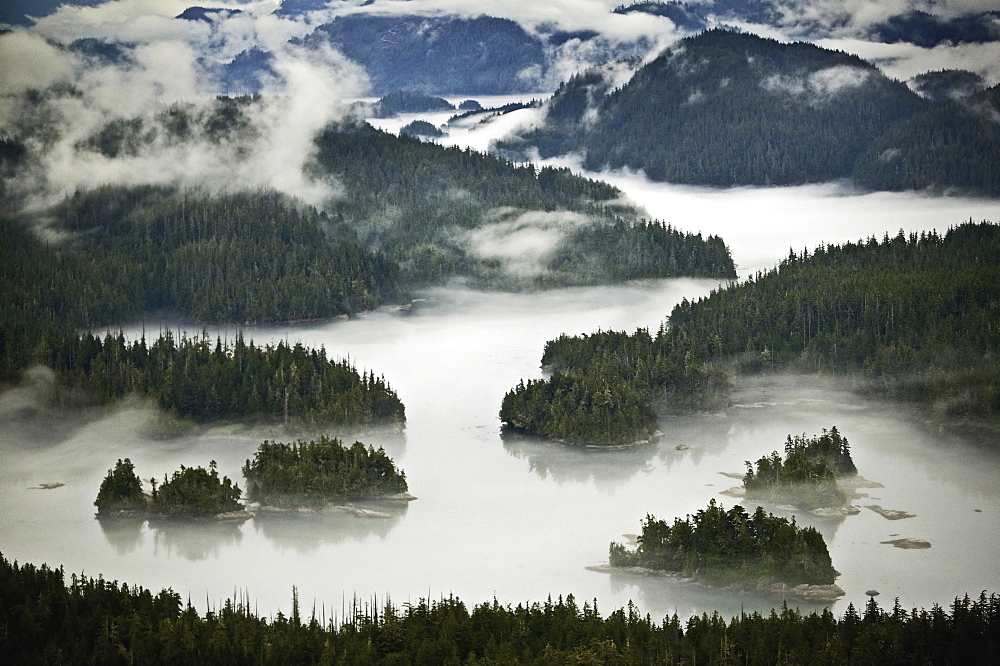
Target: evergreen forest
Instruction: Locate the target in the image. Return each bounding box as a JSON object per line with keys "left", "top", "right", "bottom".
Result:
{"left": 149, "top": 463, "right": 243, "bottom": 518}
{"left": 502, "top": 221, "right": 1000, "bottom": 445}
{"left": 94, "top": 458, "right": 146, "bottom": 516}
{"left": 95, "top": 459, "right": 243, "bottom": 518}
{"left": 609, "top": 500, "right": 839, "bottom": 587}
{"left": 743, "top": 427, "right": 858, "bottom": 510}
{"left": 243, "top": 436, "right": 408, "bottom": 507}
{"left": 501, "top": 29, "right": 1000, "bottom": 194}
{"left": 2, "top": 551, "right": 997, "bottom": 664}
{"left": 310, "top": 119, "right": 736, "bottom": 288}
{"left": 40, "top": 330, "right": 404, "bottom": 427}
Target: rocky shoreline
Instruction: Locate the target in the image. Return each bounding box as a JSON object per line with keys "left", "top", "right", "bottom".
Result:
{"left": 586, "top": 564, "right": 845, "bottom": 603}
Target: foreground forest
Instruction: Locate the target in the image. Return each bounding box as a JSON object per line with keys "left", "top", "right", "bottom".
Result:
{"left": 502, "top": 221, "right": 1000, "bottom": 445}
{"left": 1, "top": 552, "right": 996, "bottom": 664}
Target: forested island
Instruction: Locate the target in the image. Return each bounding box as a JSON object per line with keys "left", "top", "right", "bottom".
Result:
{"left": 95, "top": 459, "right": 244, "bottom": 520}
{"left": 3, "top": 551, "right": 995, "bottom": 663}
{"left": 743, "top": 427, "right": 858, "bottom": 511}
{"left": 42, "top": 331, "right": 404, "bottom": 427}
{"left": 243, "top": 436, "right": 410, "bottom": 508}
{"left": 607, "top": 500, "right": 841, "bottom": 599}
{"left": 502, "top": 221, "right": 1000, "bottom": 446}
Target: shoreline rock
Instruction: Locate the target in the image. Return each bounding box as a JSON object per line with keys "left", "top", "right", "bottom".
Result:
{"left": 96, "top": 509, "right": 252, "bottom": 522}
{"left": 865, "top": 505, "right": 916, "bottom": 520}
{"left": 587, "top": 565, "right": 845, "bottom": 602}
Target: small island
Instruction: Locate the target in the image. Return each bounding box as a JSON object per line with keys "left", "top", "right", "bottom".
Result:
{"left": 606, "top": 500, "right": 843, "bottom": 601}
{"left": 742, "top": 427, "right": 858, "bottom": 512}
{"left": 242, "top": 436, "right": 411, "bottom": 510}
{"left": 95, "top": 458, "right": 246, "bottom": 520}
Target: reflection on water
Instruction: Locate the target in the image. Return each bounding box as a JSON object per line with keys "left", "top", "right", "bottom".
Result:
{"left": 501, "top": 431, "right": 657, "bottom": 490}
{"left": 252, "top": 503, "right": 408, "bottom": 554}
{"left": 98, "top": 516, "right": 145, "bottom": 556}
{"left": 602, "top": 567, "right": 832, "bottom": 619}
{"left": 150, "top": 519, "right": 245, "bottom": 561}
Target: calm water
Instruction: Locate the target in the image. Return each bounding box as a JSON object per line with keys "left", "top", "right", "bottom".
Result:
{"left": 2, "top": 277, "right": 998, "bottom": 622}
{"left": 3, "top": 105, "right": 1000, "bottom": 619}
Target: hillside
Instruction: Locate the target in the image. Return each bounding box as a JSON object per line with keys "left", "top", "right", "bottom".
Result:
{"left": 853, "top": 84, "right": 1000, "bottom": 195}
{"left": 501, "top": 29, "right": 929, "bottom": 187}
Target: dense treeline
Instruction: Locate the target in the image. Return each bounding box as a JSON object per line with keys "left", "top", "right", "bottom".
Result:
{"left": 610, "top": 500, "right": 839, "bottom": 587}
{"left": 668, "top": 222, "right": 1000, "bottom": 439}
{"left": 51, "top": 186, "right": 406, "bottom": 323}
{"left": 853, "top": 84, "right": 1000, "bottom": 194}
{"left": 95, "top": 458, "right": 243, "bottom": 518}
{"left": 6, "top": 552, "right": 995, "bottom": 663}
{"left": 500, "top": 326, "right": 730, "bottom": 446}
{"left": 502, "top": 29, "right": 1000, "bottom": 194}
{"left": 503, "top": 221, "right": 1000, "bottom": 444}
{"left": 94, "top": 458, "right": 146, "bottom": 515}
{"left": 312, "top": 120, "right": 736, "bottom": 287}
{"left": 150, "top": 462, "right": 243, "bottom": 518}
{"left": 0, "top": 187, "right": 403, "bottom": 382}
{"left": 744, "top": 427, "right": 857, "bottom": 510}
{"left": 41, "top": 330, "right": 404, "bottom": 426}
{"left": 243, "top": 436, "right": 408, "bottom": 507}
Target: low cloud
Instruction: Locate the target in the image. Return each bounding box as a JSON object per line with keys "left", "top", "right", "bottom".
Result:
{"left": 2, "top": 23, "right": 368, "bottom": 209}
{"left": 814, "top": 37, "right": 1000, "bottom": 84}
{"left": 761, "top": 65, "right": 872, "bottom": 104}
{"left": 459, "top": 210, "right": 592, "bottom": 279}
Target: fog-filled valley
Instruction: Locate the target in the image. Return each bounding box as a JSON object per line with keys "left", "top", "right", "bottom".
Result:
{"left": 2, "top": 1, "right": 1000, "bottom": 661}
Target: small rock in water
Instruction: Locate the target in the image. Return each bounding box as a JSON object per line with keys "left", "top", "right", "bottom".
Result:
{"left": 865, "top": 505, "right": 916, "bottom": 520}
{"left": 880, "top": 537, "right": 931, "bottom": 549}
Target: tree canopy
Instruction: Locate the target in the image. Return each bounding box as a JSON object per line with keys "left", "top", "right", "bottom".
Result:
{"left": 243, "top": 436, "right": 408, "bottom": 507}
{"left": 610, "top": 500, "right": 839, "bottom": 587}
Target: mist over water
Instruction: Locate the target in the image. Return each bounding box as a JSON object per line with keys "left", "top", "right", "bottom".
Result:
{"left": 4, "top": 94, "right": 1000, "bottom": 625}
{"left": 2, "top": 277, "right": 1000, "bottom": 623}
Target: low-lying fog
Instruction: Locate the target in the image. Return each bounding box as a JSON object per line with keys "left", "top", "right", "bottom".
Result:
{"left": 2, "top": 102, "right": 1000, "bottom": 623}
{"left": 2, "top": 277, "right": 999, "bottom": 623}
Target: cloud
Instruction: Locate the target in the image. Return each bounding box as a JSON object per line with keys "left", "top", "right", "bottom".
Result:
{"left": 0, "top": 31, "right": 76, "bottom": 96}
{"left": 764, "top": 0, "right": 1000, "bottom": 34}
{"left": 814, "top": 37, "right": 1000, "bottom": 84}
{"left": 3, "top": 30, "right": 369, "bottom": 209}
{"left": 761, "top": 65, "right": 872, "bottom": 104}
{"left": 459, "top": 210, "right": 592, "bottom": 279}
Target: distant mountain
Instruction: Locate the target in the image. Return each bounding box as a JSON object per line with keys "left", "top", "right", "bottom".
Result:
{"left": 612, "top": 1, "right": 708, "bottom": 31}
{"left": 370, "top": 91, "right": 455, "bottom": 118}
{"left": 299, "top": 15, "right": 550, "bottom": 95}
{"left": 868, "top": 10, "right": 1000, "bottom": 47}
{"left": 853, "top": 84, "right": 1000, "bottom": 195}
{"left": 500, "top": 29, "right": 926, "bottom": 187}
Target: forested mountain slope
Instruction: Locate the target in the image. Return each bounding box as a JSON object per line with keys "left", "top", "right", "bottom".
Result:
{"left": 853, "top": 84, "right": 1000, "bottom": 194}
{"left": 311, "top": 119, "right": 736, "bottom": 288}
{"left": 499, "top": 29, "right": 997, "bottom": 193}
{"left": 502, "top": 222, "right": 1000, "bottom": 445}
